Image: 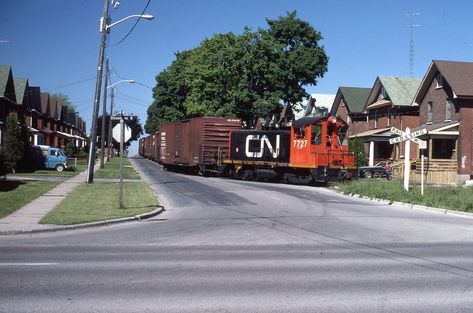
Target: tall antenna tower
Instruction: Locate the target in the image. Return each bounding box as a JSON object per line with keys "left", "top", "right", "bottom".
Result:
{"left": 406, "top": 12, "right": 421, "bottom": 76}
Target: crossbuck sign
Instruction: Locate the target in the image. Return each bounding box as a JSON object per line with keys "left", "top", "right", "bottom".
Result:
{"left": 389, "top": 126, "right": 428, "bottom": 193}
{"left": 389, "top": 127, "right": 427, "bottom": 149}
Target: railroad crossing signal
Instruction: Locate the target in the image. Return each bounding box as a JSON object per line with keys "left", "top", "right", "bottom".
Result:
{"left": 389, "top": 127, "right": 427, "bottom": 149}
{"left": 389, "top": 127, "right": 428, "bottom": 193}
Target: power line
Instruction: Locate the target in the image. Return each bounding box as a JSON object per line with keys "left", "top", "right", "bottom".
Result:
{"left": 45, "top": 76, "right": 96, "bottom": 91}
{"left": 110, "top": 0, "right": 152, "bottom": 46}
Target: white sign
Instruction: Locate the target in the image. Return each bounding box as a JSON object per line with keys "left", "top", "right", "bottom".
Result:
{"left": 113, "top": 124, "right": 132, "bottom": 143}
{"left": 389, "top": 127, "right": 427, "bottom": 149}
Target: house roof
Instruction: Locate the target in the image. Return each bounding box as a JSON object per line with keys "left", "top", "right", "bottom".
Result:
{"left": 40, "top": 93, "right": 50, "bottom": 116}
{"left": 413, "top": 60, "right": 473, "bottom": 104}
{"left": 0, "top": 65, "right": 11, "bottom": 97}
{"left": 13, "top": 77, "right": 28, "bottom": 105}
{"left": 365, "top": 76, "right": 421, "bottom": 110}
{"left": 0, "top": 65, "right": 16, "bottom": 102}
{"left": 331, "top": 87, "right": 370, "bottom": 115}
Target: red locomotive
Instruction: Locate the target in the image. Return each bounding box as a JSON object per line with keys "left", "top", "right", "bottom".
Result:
{"left": 139, "top": 115, "right": 356, "bottom": 183}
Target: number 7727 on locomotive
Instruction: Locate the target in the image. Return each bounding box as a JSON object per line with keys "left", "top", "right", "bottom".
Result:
{"left": 223, "top": 115, "right": 357, "bottom": 183}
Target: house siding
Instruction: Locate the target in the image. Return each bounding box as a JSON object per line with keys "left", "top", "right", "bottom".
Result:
{"left": 459, "top": 102, "right": 473, "bottom": 178}
{"left": 419, "top": 80, "right": 461, "bottom": 125}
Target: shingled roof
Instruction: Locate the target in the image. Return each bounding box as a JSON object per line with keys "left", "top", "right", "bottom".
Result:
{"left": 365, "top": 76, "right": 421, "bottom": 110}
{"left": 331, "top": 87, "right": 371, "bottom": 115}
{"left": 413, "top": 60, "right": 473, "bottom": 104}
{"left": 13, "top": 77, "right": 28, "bottom": 105}
{"left": 0, "top": 65, "right": 16, "bottom": 102}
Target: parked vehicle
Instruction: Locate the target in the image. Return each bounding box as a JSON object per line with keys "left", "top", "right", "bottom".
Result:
{"left": 358, "top": 160, "right": 393, "bottom": 179}
{"left": 32, "top": 145, "right": 68, "bottom": 172}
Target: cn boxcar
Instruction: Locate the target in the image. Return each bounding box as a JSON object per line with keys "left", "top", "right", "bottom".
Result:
{"left": 223, "top": 116, "right": 356, "bottom": 183}
{"left": 158, "top": 117, "right": 242, "bottom": 174}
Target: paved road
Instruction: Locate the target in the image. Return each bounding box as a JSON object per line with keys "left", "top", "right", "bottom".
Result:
{"left": 1, "top": 157, "right": 473, "bottom": 312}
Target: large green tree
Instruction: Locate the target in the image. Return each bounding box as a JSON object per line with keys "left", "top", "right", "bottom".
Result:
{"left": 145, "top": 11, "right": 328, "bottom": 133}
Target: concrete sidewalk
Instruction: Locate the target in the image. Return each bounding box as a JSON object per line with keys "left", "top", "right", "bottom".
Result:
{"left": 0, "top": 163, "right": 101, "bottom": 234}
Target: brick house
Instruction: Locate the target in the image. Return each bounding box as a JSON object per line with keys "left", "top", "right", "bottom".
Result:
{"left": 330, "top": 87, "right": 371, "bottom": 138}
{"left": 40, "top": 92, "right": 54, "bottom": 146}
{"left": 412, "top": 60, "right": 473, "bottom": 184}
{"left": 1, "top": 64, "right": 87, "bottom": 153}
{"left": 351, "top": 76, "right": 421, "bottom": 166}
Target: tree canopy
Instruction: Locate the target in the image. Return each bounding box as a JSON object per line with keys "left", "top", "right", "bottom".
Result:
{"left": 50, "top": 93, "right": 76, "bottom": 113}
{"left": 145, "top": 11, "right": 328, "bottom": 133}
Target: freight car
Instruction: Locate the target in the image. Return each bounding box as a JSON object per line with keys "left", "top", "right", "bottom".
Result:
{"left": 140, "top": 115, "right": 356, "bottom": 183}
{"left": 223, "top": 115, "right": 356, "bottom": 183}
{"left": 145, "top": 117, "right": 242, "bottom": 174}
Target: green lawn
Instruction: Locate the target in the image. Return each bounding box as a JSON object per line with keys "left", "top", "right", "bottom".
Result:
{"left": 12, "top": 158, "right": 87, "bottom": 177}
{"left": 40, "top": 181, "right": 159, "bottom": 225}
{"left": 337, "top": 179, "right": 473, "bottom": 213}
{"left": 0, "top": 181, "right": 59, "bottom": 219}
{"left": 95, "top": 157, "right": 140, "bottom": 179}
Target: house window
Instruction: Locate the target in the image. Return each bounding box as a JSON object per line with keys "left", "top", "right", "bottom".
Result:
{"left": 427, "top": 102, "right": 433, "bottom": 124}
{"left": 387, "top": 109, "right": 391, "bottom": 127}
{"left": 346, "top": 115, "right": 351, "bottom": 124}
{"left": 374, "top": 111, "right": 378, "bottom": 128}
{"left": 446, "top": 99, "right": 452, "bottom": 121}
{"left": 436, "top": 74, "right": 444, "bottom": 88}
{"left": 380, "top": 87, "right": 388, "bottom": 99}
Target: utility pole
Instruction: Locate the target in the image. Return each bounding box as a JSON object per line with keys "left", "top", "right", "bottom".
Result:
{"left": 119, "top": 116, "right": 124, "bottom": 207}
{"left": 86, "top": 0, "right": 110, "bottom": 183}
{"left": 100, "top": 57, "right": 110, "bottom": 169}
{"left": 406, "top": 12, "right": 421, "bottom": 76}
{"left": 107, "top": 88, "right": 115, "bottom": 161}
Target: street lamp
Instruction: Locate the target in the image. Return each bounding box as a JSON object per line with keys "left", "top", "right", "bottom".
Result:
{"left": 104, "top": 79, "right": 135, "bottom": 163}
{"left": 107, "top": 80, "right": 135, "bottom": 89}
{"left": 86, "top": 0, "right": 153, "bottom": 183}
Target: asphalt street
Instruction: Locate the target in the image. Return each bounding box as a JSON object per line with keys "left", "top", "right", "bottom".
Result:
{"left": 1, "top": 157, "right": 473, "bottom": 312}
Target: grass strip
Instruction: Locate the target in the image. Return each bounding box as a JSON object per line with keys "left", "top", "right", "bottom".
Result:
{"left": 40, "top": 181, "right": 159, "bottom": 225}
{"left": 337, "top": 179, "right": 473, "bottom": 213}
{"left": 0, "top": 181, "right": 59, "bottom": 219}
{"left": 95, "top": 157, "right": 140, "bottom": 179}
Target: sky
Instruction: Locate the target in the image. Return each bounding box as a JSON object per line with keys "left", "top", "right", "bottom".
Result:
{"left": 1, "top": 0, "right": 473, "bottom": 154}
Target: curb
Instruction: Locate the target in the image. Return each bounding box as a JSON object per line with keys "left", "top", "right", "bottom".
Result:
{"left": 0, "top": 206, "right": 165, "bottom": 236}
{"left": 335, "top": 189, "right": 473, "bottom": 219}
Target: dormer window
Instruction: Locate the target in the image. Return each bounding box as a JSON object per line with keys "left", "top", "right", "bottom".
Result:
{"left": 436, "top": 73, "right": 444, "bottom": 89}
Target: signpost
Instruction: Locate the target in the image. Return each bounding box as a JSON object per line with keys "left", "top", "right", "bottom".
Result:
{"left": 389, "top": 127, "right": 427, "bottom": 193}
{"left": 111, "top": 113, "right": 134, "bottom": 208}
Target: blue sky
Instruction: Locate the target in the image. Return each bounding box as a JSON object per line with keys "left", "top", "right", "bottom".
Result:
{"left": 1, "top": 0, "right": 472, "bottom": 154}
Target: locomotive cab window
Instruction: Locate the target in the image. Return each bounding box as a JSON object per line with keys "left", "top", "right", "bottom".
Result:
{"left": 311, "top": 125, "right": 322, "bottom": 145}
{"left": 338, "top": 126, "right": 349, "bottom": 146}
{"left": 294, "top": 128, "right": 306, "bottom": 138}
{"left": 326, "top": 123, "right": 335, "bottom": 147}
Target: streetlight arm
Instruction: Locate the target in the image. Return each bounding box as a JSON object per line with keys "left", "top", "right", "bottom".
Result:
{"left": 107, "top": 80, "right": 135, "bottom": 89}
{"left": 105, "top": 14, "right": 154, "bottom": 31}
